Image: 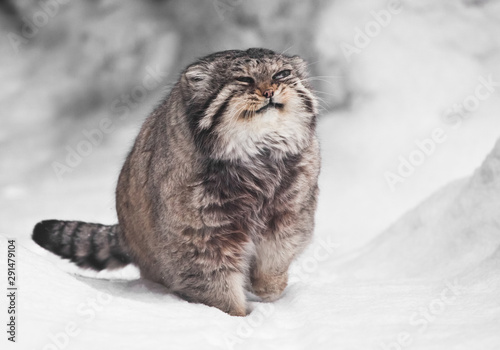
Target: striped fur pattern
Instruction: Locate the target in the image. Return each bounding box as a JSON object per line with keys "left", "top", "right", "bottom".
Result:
{"left": 33, "top": 48, "right": 321, "bottom": 316}
{"left": 32, "top": 220, "right": 131, "bottom": 270}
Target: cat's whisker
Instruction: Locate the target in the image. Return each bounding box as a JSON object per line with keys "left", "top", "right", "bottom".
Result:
{"left": 296, "top": 92, "right": 330, "bottom": 111}
{"left": 311, "top": 90, "right": 337, "bottom": 97}
{"left": 288, "top": 80, "right": 329, "bottom": 100}
{"left": 303, "top": 60, "right": 322, "bottom": 68}
{"left": 296, "top": 90, "right": 330, "bottom": 104}
{"left": 302, "top": 77, "right": 344, "bottom": 89}
{"left": 278, "top": 45, "right": 295, "bottom": 59}
{"left": 305, "top": 75, "right": 344, "bottom": 79}
{"left": 231, "top": 101, "right": 253, "bottom": 120}
{"left": 291, "top": 77, "right": 340, "bottom": 95}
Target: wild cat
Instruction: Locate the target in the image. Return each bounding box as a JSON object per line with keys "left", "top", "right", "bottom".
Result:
{"left": 33, "top": 48, "right": 320, "bottom": 316}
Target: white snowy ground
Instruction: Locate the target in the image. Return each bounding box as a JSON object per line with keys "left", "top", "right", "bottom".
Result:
{"left": 2, "top": 0, "right": 500, "bottom": 349}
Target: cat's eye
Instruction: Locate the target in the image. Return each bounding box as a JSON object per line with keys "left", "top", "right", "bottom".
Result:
{"left": 273, "top": 70, "right": 291, "bottom": 80}
{"left": 235, "top": 76, "right": 255, "bottom": 84}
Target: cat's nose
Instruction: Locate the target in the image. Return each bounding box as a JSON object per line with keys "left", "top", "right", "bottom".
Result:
{"left": 263, "top": 89, "right": 274, "bottom": 99}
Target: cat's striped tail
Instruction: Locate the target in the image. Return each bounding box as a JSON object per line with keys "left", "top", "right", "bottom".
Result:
{"left": 32, "top": 220, "right": 132, "bottom": 270}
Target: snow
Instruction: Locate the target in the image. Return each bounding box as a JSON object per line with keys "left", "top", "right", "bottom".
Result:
{"left": 2, "top": 0, "right": 500, "bottom": 349}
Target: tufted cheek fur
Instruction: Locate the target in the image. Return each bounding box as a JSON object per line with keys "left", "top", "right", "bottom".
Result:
{"left": 182, "top": 50, "right": 317, "bottom": 161}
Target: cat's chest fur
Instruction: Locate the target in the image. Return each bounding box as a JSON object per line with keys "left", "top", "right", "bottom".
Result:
{"left": 197, "top": 151, "right": 303, "bottom": 237}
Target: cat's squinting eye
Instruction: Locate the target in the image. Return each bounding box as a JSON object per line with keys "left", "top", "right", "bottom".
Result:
{"left": 273, "top": 70, "right": 291, "bottom": 80}
{"left": 235, "top": 76, "right": 255, "bottom": 84}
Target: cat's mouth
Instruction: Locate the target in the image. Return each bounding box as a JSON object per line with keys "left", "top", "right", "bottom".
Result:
{"left": 241, "top": 99, "right": 285, "bottom": 118}
{"left": 255, "top": 100, "right": 284, "bottom": 114}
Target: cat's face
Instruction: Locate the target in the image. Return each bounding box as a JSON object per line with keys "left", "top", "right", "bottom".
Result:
{"left": 181, "top": 48, "right": 317, "bottom": 161}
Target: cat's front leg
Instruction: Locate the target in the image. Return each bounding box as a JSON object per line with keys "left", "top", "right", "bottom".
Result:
{"left": 251, "top": 205, "right": 316, "bottom": 302}
{"left": 171, "top": 224, "right": 253, "bottom": 316}
{"left": 176, "top": 268, "right": 248, "bottom": 316}
{"left": 250, "top": 264, "right": 289, "bottom": 302}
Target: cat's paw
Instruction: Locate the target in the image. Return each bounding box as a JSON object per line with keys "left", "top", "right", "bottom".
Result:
{"left": 251, "top": 273, "right": 287, "bottom": 302}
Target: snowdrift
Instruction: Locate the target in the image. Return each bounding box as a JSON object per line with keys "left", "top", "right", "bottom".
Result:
{"left": 2, "top": 139, "right": 500, "bottom": 350}
{"left": 337, "top": 139, "right": 500, "bottom": 280}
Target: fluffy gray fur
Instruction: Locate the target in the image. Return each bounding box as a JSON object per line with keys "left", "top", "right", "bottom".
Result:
{"left": 33, "top": 48, "right": 320, "bottom": 316}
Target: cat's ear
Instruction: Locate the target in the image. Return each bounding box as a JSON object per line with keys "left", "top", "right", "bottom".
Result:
{"left": 290, "top": 55, "right": 308, "bottom": 78}
{"left": 183, "top": 64, "right": 210, "bottom": 87}
{"left": 181, "top": 63, "right": 212, "bottom": 104}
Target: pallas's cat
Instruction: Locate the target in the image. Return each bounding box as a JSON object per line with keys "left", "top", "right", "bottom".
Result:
{"left": 33, "top": 48, "right": 320, "bottom": 316}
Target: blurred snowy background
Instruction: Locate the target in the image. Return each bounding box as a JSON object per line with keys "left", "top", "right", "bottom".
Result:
{"left": 1, "top": 0, "right": 500, "bottom": 349}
